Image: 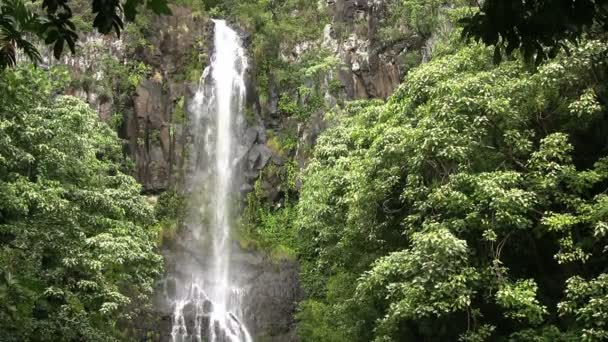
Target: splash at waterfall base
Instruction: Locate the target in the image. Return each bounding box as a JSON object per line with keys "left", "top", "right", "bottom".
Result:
{"left": 156, "top": 247, "right": 300, "bottom": 341}
{"left": 153, "top": 21, "right": 301, "bottom": 342}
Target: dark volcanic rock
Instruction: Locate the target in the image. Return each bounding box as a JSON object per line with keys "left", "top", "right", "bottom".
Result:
{"left": 245, "top": 260, "right": 301, "bottom": 341}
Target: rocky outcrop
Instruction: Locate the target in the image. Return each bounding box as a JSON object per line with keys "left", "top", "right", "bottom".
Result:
{"left": 264, "top": 0, "right": 419, "bottom": 197}
{"left": 136, "top": 9, "right": 302, "bottom": 340}
{"left": 128, "top": 79, "right": 171, "bottom": 190}
{"left": 242, "top": 259, "right": 301, "bottom": 341}
{"left": 326, "top": 0, "right": 419, "bottom": 99}
{"left": 126, "top": 6, "right": 211, "bottom": 192}
{"left": 65, "top": 1, "right": 416, "bottom": 193}
{"left": 53, "top": 5, "right": 210, "bottom": 192}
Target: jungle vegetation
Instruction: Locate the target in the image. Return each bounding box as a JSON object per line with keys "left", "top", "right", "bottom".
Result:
{"left": 1, "top": 1, "right": 608, "bottom": 341}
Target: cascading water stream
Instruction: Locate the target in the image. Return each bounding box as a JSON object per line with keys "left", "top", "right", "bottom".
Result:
{"left": 168, "top": 20, "right": 252, "bottom": 342}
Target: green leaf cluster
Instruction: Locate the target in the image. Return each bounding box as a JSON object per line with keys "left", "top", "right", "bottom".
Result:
{"left": 461, "top": 0, "right": 608, "bottom": 65}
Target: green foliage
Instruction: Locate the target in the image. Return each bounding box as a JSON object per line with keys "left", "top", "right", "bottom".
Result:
{"left": 358, "top": 227, "right": 477, "bottom": 341}
{"left": 122, "top": 7, "right": 155, "bottom": 56}
{"left": 109, "top": 112, "right": 125, "bottom": 131}
{"left": 297, "top": 271, "right": 368, "bottom": 342}
{"left": 559, "top": 274, "right": 608, "bottom": 341}
{"left": 495, "top": 279, "right": 547, "bottom": 325}
{"left": 0, "top": 0, "right": 170, "bottom": 70}
{"left": 379, "top": 0, "right": 472, "bottom": 43}
{"left": 296, "top": 300, "right": 352, "bottom": 342}
{"left": 101, "top": 57, "right": 151, "bottom": 93}
{"left": 385, "top": 0, "right": 445, "bottom": 38}
{"left": 240, "top": 159, "right": 300, "bottom": 261}
{"left": 0, "top": 1, "right": 43, "bottom": 69}
{"left": 172, "top": 97, "right": 188, "bottom": 124}
{"left": 153, "top": 190, "right": 185, "bottom": 246}
{"left": 0, "top": 65, "right": 163, "bottom": 340}
{"left": 80, "top": 56, "right": 152, "bottom": 119}
{"left": 155, "top": 190, "right": 185, "bottom": 221}
{"left": 210, "top": 0, "right": 330, "bottom": 115}
{"left": 295, "top": 38, "right": 608, "bottom": 341}
{"left": 461, "top": 0, "right": 608, "bottom": 65}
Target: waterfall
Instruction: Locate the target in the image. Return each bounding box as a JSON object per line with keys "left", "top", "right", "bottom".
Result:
{"left": 168, "top": 20, "right": 252, "bottom": 342}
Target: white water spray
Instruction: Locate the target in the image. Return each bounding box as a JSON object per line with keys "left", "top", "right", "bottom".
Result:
{"left": 169, "top": 20, "right": 252, "bottom": 342}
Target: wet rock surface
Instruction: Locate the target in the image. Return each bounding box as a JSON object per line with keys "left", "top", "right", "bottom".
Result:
{"left": 156, "top": 241, "right": 301, "bottom": 341}
{"left": 126, "top": 6, "right": 212, "bottom": 192}
{"left": 65, "top": 2, "right": 414, "bottom": 195}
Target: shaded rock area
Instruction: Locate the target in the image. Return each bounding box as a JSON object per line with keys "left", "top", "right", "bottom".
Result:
{"left": 243, "top": 260, "right": 301, "bottom": 341}
{"left": 58, "top": 5, "right": 211, "bottom": 192}
{"left": 115, "top": 4, "right": 291, "bottom": 193}
{"left": 268, "top": 0, "right": 420, "bottom": 196}
{"left": 129, "top": 79, "right": 171, "bottom": 191}
{"left": 63, "top": 1, "right": 415, "bottom": 194}
{"left": 326, "top": 0, "right": 418, "bottom": 99}
{"left": 126, "top": 6, "right": 211, "bottom": 192}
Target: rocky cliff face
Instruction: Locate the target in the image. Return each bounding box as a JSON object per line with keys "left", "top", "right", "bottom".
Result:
{"left": 119, "top": 11, "right": 301, "bottom": 340}
{"left": 125, "top": 0, "right": 417, "bottom": 194}
{"left": 65, "top": 1, "right": 416, "bottom": 193}
{"left": 155, "top": 239, "right": 301, "bottom": 341}
{"left": 262, "top": 0, "right": 420, "bottom": 199}
{"left": 127, "top": 7, "right": 210, "bottom": 192}
{"left": 59, "top": 6, "right": 210, "bottom": 192}
{"left": 326, "top": 0, "right": 415, "bottom": 99}
{"left": 62, "top": 2, "right": 418, "bottom": 340}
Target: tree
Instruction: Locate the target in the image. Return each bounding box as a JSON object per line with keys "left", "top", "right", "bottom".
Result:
{"left": 0, "top": 65, "right": 163, "bottom": 340}
{"left": 460, "top": 0, "right": 608, "bottom": 64}
{"left": 295, "top": 37, "right": 608, "bottom": 341}
{"left": 0, "top": 0, "right": 170, "bottom": 70}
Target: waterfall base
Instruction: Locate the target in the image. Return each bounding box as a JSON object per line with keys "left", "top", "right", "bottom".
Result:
{"left": 170, "top": 283, "right": 252, "bottom": 342}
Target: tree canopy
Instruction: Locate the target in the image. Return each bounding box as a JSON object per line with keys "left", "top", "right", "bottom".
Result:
{"left": 295, "top": 36, "right": 608, "bottom": 341}
{"left": 0, "top": 65, "right": 163, "bottom": 340}
{"left": 461, "top": 0, "right": 608, "bottom": 64}
{"left": 2, "top": 1, "right": 608, "bottom": 341}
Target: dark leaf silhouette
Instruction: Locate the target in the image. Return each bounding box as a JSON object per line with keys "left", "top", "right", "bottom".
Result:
{"left": 461, "top": 0, "right": 608, "bottom": 65}
{"left": 0, "top": 0, "right": 170, "bottom": 71}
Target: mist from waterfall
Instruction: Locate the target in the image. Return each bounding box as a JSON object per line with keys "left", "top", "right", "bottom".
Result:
{"left": 168, "top": 20, "right": 252, "bottom": 342}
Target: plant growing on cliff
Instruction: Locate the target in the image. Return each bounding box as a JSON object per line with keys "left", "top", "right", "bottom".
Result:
{"left": 205, "top": 0, "right": 330, "bottom": 109}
